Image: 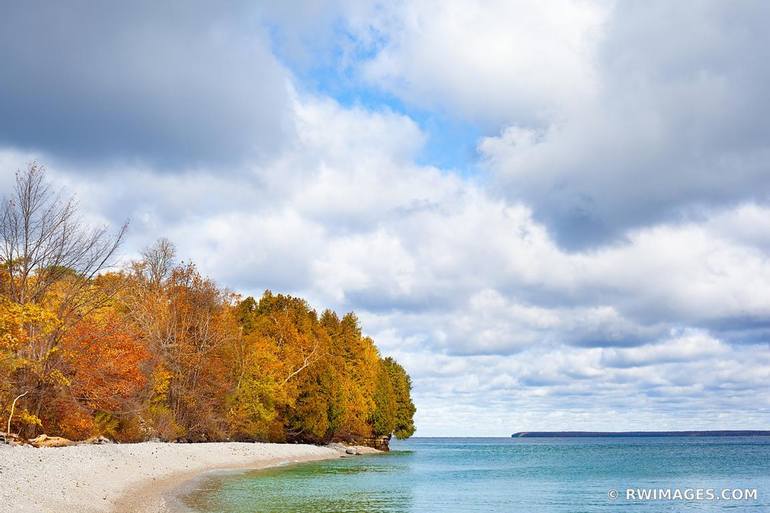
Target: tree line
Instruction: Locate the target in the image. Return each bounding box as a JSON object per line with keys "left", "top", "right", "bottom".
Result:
{"left": 0, "top": 164, "right": 415, "bottom": 444}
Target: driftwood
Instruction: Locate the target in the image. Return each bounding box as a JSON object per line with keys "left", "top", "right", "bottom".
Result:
{"left": 28, "top": 434, "right": 75, "bottom": 448}
{"left": 0, "top": 431, "right": 28, "bottom": 445}
{"left": 1, "top": 431, "right": 115, "bottom": 447}
{"left": 81, "top": 435, "right": 114, "bottom": 445}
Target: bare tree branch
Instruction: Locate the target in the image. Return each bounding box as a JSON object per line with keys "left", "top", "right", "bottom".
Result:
{"left": 6, "top": 391, "right": 28, "bottom": 439}
{"left": 0, "top": 162, "right": 128, "bottom": 307}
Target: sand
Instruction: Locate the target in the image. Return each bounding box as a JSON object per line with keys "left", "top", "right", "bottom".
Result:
{"left": 0, "top": 442, "right": 346, "bottom": 513}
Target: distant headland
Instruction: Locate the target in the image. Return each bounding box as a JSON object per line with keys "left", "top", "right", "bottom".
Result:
{"left": 512, "top": 430, "right": 770, "bottom": 438}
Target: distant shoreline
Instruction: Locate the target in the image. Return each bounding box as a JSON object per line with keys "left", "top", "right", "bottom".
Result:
{"left": 511, "top": 430, "right": 770, "bottom": 438}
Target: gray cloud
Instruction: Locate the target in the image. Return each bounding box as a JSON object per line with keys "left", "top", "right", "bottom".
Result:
{"left": 3, "top": 1, "right": 770, "bottom": 435}
{"left": 0, "top": 1, "right": 291, "bottom": 167}
{"left": 479, "top": 0, "right": 770, "bottom": 247}
{"left": 328, "top": 0, "right": 770, "bottom": 248}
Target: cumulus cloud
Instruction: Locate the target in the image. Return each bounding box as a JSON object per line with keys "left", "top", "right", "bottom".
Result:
{"left": 329, "top": 1, "right": 770, "bottom": 247}
{"left": 2, "top": 1, "right": 770, "bottom": 435}
{"left": 477, "top": 1, "right": 770, "bottom": 246}
{"left": 12, "top": 86, "right": 770, "bottom": 434}
{"left": 350, "top": 0, "right": 606, "bottom": 127}
{"left": 8, "top": 89, "right": 770, "bottom": 432}
{"left": 400, "top": 336, "right": 770, "bottom": 436}
{"left": 600, "top": 330, "right": 728, "bottom": 368}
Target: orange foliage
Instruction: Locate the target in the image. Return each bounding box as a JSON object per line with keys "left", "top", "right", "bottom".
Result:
{"left": 62, "top": 313, "right": 149, "bottom": 412}
{"left": 0, "top": 167, "right": 416, "bottom": 443}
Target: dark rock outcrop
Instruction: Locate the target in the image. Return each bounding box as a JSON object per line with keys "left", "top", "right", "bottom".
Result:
{"left": 359, "top": 435, "right": 391, "bottom": 451}
{"left": 330, "top": 434, "right": 391, "bottom": 452}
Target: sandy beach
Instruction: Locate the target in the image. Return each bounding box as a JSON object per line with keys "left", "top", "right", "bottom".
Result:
{"left": 0, "top": 442, "right": 346, "bottom": 513}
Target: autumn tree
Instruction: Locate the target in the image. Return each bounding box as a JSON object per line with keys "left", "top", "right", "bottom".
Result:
{"left": 1, "top": 163, "right": 416, "bottom": 444}
{"left": 227, "top": 293, "right": 419, "bottom": 445}
{"left": 0, "top": 163, "right": 126, "bottom": 436}
{"left": 230, "top": 292, "right": 330, "bottom": 442}
{"left": 382, "top": 357, "right": 416, "bottom": 439}
{"left": 372, "top": 360, "right": 396, "bottom": 436}
{"left": 226, "top": 295, "right": 284, "bottom": 440}
{"left": 321, "top": 312, "right": 378, "bottom": 439}
{"left": 127, "top": 240, "right": 236, "bottom": 440}
{"left": 49, "top": 308, "right": 148, "bottom": 440}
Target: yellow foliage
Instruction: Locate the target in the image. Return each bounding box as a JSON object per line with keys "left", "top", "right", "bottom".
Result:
{"left": 151, "top": 366, "right": 173, "bottom": 406}
{"left": 0, "top": 297, "right": 60, "bottom": 351}
{"left": 17, "top": 409, "right": 43, "bottom": 428}
{"left": 46, "top": 369, "right": 71, "bottom": 387}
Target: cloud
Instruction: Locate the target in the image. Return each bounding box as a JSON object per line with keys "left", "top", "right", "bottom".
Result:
{"left": 403, "top": 336, "right": 770, "bottom": 435}
{"left": 351, "top": 0, "right": 606, "bottom": 127}
{"left": 324, "top": 1, "right": 770, "bottom": 247}
{"left": 0, "top": 1, "right": 292, "bottom": 167}
{"left": 7, "top": 87, "right": 770, "bottom": 435}
{"left": 3, "top": 1, "right": 770, "bottom": 435}
{"left": 477, "top": 0, "right": 770, "bottom": 246}
{"left": 27, "top": 90, "right": 770, "bottom": 354}
{"left": 13, "top": 95, "right": 770, "bottom": 433}
{"left": 600, "top": 330, "right": 728, "bottom": 368}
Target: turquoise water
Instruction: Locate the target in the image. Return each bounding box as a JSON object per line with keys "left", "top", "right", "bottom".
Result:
{"left": 182, "top": 437, "right": 770, "bottom": 512}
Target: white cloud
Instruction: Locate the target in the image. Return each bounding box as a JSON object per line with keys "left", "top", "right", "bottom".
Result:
{"left": 352, "top": 0, "right": 607, "bottom": 126}
{"left": 15, "top": 104, "right": 770, "bottom": 432}
{"left": 601, "top": 330, "right": 728, "bottom": 368}
{"left": 325, "top": 1, "right": 770, "bottom": 246}
{"left": 476, "top": 1, "right": 770, "bottom": 245}
{"left": 4, "top": 1, "right": 770, "bottom": 435}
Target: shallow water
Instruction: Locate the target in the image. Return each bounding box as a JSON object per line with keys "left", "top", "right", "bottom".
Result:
{"left": 181, "top": 437, "right": 770, "bottom": 512}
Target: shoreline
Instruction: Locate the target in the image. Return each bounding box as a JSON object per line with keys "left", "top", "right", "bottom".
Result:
{"left": 0, "top": 442, "right": 366, "bottom": 513}
{"left": 113, "top": 451, "right": 341, "bottom": 513}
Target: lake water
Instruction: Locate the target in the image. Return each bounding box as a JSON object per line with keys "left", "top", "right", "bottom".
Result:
{"left": 181, "top": 437, "right": 770, "bottom": 512}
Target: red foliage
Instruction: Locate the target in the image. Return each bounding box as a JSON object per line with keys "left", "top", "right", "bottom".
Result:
{"left": 62, "top": 313, "right": 149, "bottom": 413}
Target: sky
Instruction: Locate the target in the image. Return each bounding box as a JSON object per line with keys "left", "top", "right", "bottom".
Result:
{"left": 1, "top": 0, "right": 770, "bottom": 436}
